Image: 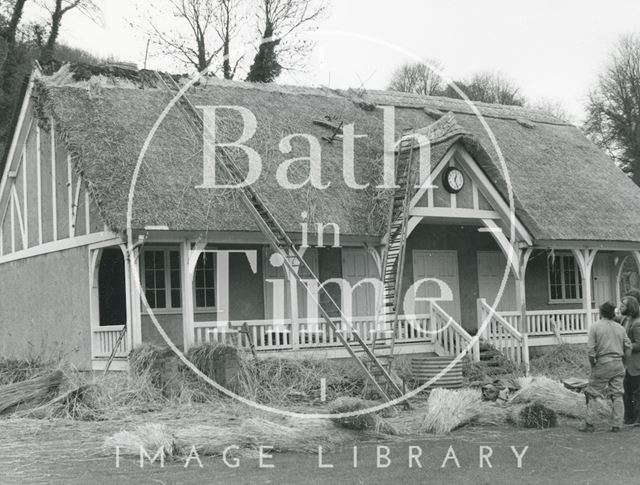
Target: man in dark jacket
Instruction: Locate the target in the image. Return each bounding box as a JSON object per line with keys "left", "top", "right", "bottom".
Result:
{"left": 581, "top": 301, "right": 632, "bottom": 432}
{"left": 619, "top": 295, "right": 640, "bottom": 424}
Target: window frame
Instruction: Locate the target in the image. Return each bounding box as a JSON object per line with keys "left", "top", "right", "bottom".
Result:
{"left": 547, "top": 252, "right": 583, "bottom": 304}
{"left": 193, "top": 251, "right": 217, "bottom": 312}
{"left": 140, "top": 246, "right": 182, "bottom": 314}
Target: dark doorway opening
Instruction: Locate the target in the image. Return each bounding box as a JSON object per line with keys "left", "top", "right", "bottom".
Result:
{"left": 99, "top": 248, "right": 127, "bottom": 326}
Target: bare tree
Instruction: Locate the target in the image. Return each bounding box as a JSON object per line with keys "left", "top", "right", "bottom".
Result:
{"left": 1, "top": 0, "right": 27, "bottom": 49}
{"left": 246, "top": 0, "right": 326, "bottom": 82}
{"left": 147, "top": 0, "right": 218, "bottom": 72}
{"left": 387, "top": 60, "right": 444, "bottom": 96}
{"left": 144, "top": 0, "right": 244, "bottom": 76}
{"left": 215, "top": 0, "right": 244, "bottom": 79}
{"left": 38, "top": 0, "right": 101, "bottom": 65}
{"left": 529, "top": 98, "right": 571, "bottom": 122}
{"left": 585, "top": 34, "right": 640, "bottom": 185}
{"left": 447, "top": 71, "right": 525, "bottom": 106}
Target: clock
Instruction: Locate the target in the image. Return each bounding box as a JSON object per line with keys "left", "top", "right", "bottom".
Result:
{"left": 442, "top": 167, "right": 465, "bottom": 193}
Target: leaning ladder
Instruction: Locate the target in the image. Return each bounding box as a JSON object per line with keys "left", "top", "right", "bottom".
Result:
{"left": 154, "top": 72, "right": 404, "bottom": 402}
{"left": 373, "top": 134, "right": 417, "bottom": 359}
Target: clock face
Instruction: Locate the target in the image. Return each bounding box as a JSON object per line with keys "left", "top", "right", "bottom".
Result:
{"left": 444, "top": 167, "right": 464, "bottom": 193}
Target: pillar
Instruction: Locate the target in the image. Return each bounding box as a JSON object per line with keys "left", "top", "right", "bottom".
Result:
{"left": 572, "top": 248, "right": 598, "bottom": 330}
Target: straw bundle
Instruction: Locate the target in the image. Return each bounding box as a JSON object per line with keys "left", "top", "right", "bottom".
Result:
{"left": 421, "top": 388, "right": 482, "bottom": 434}
{"left": 104, "top": 424, "right": 176, "bottom": 457}
{"left": 511, "top": 376, "right": 610, "bottom": 419}
{"left": 105, "top": 417, "right": 354, "bottom": 458}
{"left": 0, "top": 370, "right": 63, "bottom": 414}
{"left": 327, "top": 397, "right": 396, "bottom": 434}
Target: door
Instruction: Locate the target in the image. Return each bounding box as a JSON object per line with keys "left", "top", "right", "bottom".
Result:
{"left": 98, "top": 248, "right": 127, "bottom": 326}
{"left": 412, "top": 250, "right": 461, "bottom": 321}
{"left": 592, "top": 253, "right": 613, "bottom": 305}
{"left": 342, "top": 248, "right": 379, "bottom": 317}
{"left": 477, "top": 251, "right": 517, "bottom": 311}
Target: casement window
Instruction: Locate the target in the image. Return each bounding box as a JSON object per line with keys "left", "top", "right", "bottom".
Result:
{"left": 548, "top": 254, "right": 583, "bottom": 302}
{"left": 194, "top": 253, "right": 216, "bottom": 309}
{"left": 141, "top": 249, "right": 182, "bottom": 309}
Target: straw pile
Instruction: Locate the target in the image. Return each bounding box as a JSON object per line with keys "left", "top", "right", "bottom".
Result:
{"left": 104, "top": 417, "right": 355, "bottom": 458}
{"left": 421, "top": 388, "right": 482, "bottom": 434}
{"left": 0, "top": 370, "right": 63, "bottom": 414}
{"left": 104, "top": 424, "right": 176, "bottom": 457}
{"left": 519, "top": 402, "right": 558, "bottom": 428}
{"left": 511, "top": 376, "right": 584, "bottom": 418}
{"left": 511, "top": 376, "right": 610, "bottom": 419}
{"left": 237, "top": 357, "right": 365, "bottom": 404}
{"left": 328, "top": 397, "right": 396, "bottom": 434}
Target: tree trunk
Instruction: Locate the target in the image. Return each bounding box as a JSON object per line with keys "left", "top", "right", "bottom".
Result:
{"left": 2, "top": 0, "right": 28, "bottom": 48}
{"left": 40, "top": 1, "right": 64, "bottom": 66}
{"left": 222, "top": 41, "right": 231, "bottom": 79}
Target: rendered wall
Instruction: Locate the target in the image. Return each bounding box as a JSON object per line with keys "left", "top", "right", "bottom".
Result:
{"left": 0, "top": 246, "right": 92, "bottom": 368}
{"left": 402, "top": 224, "right": 500, "bottom": 330}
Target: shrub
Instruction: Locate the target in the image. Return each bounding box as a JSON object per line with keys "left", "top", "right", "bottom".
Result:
{"left": 520, "top": 402, "right": 558, "bottom": 429}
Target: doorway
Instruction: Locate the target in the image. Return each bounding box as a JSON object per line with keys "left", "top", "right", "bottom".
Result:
{"left": 412, "top": 250, "right": 461, "bottom": 321}
{"left": 98, "top": 247, "right": 127, "bottom": 326}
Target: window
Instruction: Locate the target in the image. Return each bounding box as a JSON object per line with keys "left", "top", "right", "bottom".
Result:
{"left": 142, "top": 249, "right": 181, "bottom": 309}
{"left": 195, "top": 253, "right": 216, "bottom": 308}
{"left": 548, "top": 254, "right": 582, "bottom": 302}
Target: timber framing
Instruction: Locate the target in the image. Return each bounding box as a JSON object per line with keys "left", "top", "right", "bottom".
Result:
{"left": 0, "top": 69, "right": 104, "bottom": 262}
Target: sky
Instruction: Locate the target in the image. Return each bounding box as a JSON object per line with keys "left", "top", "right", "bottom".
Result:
{"left": 30, "top": 0, "right": 640, "bottom": 123}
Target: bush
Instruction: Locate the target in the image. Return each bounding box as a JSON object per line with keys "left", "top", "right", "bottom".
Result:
{"left": 520, "top": 402, "right": 557, "bottom": 429}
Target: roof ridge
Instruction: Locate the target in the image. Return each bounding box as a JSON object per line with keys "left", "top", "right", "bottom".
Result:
{"left": 39, "top": 64, "right": 571, "bottom": 126}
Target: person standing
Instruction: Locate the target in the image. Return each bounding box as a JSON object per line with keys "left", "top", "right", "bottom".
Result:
{"left": 581, "top": 301, "right": 632, "bottom": 432}
{"left": 619, "top": 295, "right": 640, "bottom": 424}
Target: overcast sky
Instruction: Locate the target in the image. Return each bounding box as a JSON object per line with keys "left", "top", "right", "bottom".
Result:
{"left": 38, "top": 0, "right": 640, "bottom": 122}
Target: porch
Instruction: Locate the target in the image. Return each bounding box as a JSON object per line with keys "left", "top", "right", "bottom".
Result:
{"left": 86, "top": 234, "right": 639, "bottom": 370}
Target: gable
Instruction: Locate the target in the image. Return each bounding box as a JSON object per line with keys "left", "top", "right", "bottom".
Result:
{"left": 407, "top": 142, "right": 532, "bottom": 246}
{"left": 0, "top": 90, "right": 107, "bottom": 258}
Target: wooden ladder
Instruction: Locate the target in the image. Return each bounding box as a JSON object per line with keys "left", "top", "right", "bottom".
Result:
{"left": 154, "top": 72, "right": 404, "bottom": 403}
{"left": 373, "top": 134, "right": 417, "bottom": 360}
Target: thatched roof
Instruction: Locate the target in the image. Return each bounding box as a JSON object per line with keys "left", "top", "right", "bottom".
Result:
{"left": 29, "top": 67, "right": 640, "bottom": 243}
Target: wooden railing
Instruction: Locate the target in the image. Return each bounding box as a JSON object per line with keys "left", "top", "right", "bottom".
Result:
{"left": 192, "top": 314, "right": 432, "bottom": 351}
{"left": 498, "top": 308, "right": 599, "bottom": 336}
{"left": 92, "top": 325, "right": 129, "bottom": 358}
{"left": 431, "top": 302, "right": 480, "bottom": 361}
{"left": 478, "top": 299, "right": 529, "bottom": 367}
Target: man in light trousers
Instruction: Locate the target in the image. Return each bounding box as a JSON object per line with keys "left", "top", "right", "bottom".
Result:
{"left": 581, "top": 301, "right": 632, "bottom": 432}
